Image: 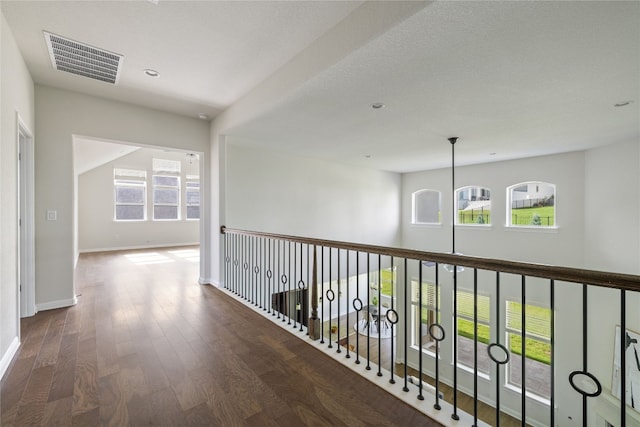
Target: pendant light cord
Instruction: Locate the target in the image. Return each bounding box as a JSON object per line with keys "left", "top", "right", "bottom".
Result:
{"left": 449, "top": 137, "right": 458, "bottom": 255}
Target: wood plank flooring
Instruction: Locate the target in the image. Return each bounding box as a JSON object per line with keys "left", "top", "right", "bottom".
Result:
{"left": 1, "top": 247, "right": 440, "bottom": 426}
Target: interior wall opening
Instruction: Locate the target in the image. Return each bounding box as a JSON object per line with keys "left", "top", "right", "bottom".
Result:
{"left": 73, "top": 136, "right": 204, "bottom": 290}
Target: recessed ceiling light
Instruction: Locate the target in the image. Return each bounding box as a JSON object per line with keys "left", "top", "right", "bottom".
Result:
{"left": 144, "top": 69, "right": 159, "bottom": 77}
{"left": 489, "top": 152, "right": 497, "bottom": 156}
{"left": 614, "top": 100, "right": 633, "bottom": 107}
{"left": 371, "top": 103, "right": 385, "bottom": 109}
{"left": 364, "top": 154, "right": 372, "bottom": 159}
{"left": 198, "top": 113, "right": 209, "bottom": 120}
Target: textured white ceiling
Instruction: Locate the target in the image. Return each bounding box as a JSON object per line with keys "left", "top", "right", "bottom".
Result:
{"left": 1, "top": 0, "right": 363, "bottom": 118}
{"left": 225, "top": 1, "right": 640, "bottom": 172}
{"left": 2, "top": 1, "right": 639, "bottom": 173}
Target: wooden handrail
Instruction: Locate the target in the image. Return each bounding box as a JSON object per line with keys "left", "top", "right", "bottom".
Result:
{"left": 220, "top": 226, "right": 640, "bottom": 292}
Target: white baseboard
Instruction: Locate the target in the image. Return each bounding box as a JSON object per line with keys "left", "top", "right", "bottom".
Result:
{"left": 36, "top": 296, "right": 77, "bottom": 312}
{"left": 199, "top": 277, "right": 220, "bottom": 287}
{"left": 0, "top": 336, "right": 20, "bottom": 380}
{"left": 79, "top": 243, "right": 199, "bottom": 254}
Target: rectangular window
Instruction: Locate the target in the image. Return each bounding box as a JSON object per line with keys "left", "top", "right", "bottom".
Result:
{"left": 114, "top": 169, "right": 146, "bottom": 221}
{"left": 411, "top": 280, "right": 439, "bottom": 352}
{"left": 153, "top": 175, "right": 180, "bottom": 220}
{"left": 505, "top": 301, "right": 552, "bottom": 399}
{"left": 456, "top": 290, "right": 491, "bottom": 375}
{"left": 153, "top": 158, "right": 181, "bottom": 174}
{"left": 186, "top": 178, "right": 200, "bottom": 220}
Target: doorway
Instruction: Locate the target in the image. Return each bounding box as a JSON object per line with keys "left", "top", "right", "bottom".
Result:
{"left": 73, "top": 137, "right": 203, "bottom": 285}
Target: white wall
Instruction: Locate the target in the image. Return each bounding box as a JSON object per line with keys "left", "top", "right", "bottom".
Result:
{"left": 0, "top": 11, "right": 34, "bottom": 377}
{"left": 583, "top": 139, "right": 640, "bottom": 426}
{"left": 584, "top": 139, "right": 640, "bottom": 275}
{"left": 78, "top": 147, "right": 199, "bottom": 252}
{"left": 34, "top": 85, "right": 209, "bottom": 310}
{"left": 225, "top": 144, "right": 401, "bottom": 246}
{"left": 402, "top": 150, "right": 585, "bottom": 266}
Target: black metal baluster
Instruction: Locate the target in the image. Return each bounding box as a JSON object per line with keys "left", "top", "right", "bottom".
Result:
{"left": 355, "top": 251, "right": 361, "bottom": 365}
{"left": 550, "top": 279, "right": 555, "bottom": 427}
{"left": 232, "top": 233, "right": 236, "bottom": 291}
{"left": 243, "top": 236, "right": 249, "bottom": 300}
{"left": 346, "top": 250, "right": 351, "bottom": 359}
{"left": 366, "top": 253, "right": 371, "bottom": 371}
{"left": 337, "top": 249, "right": 342, "bottom": 353}
{"left": 267, "top": 239, "right": 273, "bottom": 315}
{"left": 279, "top": 239, "right": 284, "bottom": 316}
{"left": 473, "top": 268, "right": 478, "bottom": 427}
{"left": 388, "top": 256, "right": 397, "bottom": 384}
{"left": 418, "top": 260, "right": 424, "bottom": 400}
{"left": 327, "top": 248, "right": 333, "bottom": 349}
{"left": 288, "top": 241, "right": 293, "bottom": 326}
{"left": 240, "top": 236, "right": 247, "bottom": 300}
{"left": 223, "top": 233, "right": 228, "bottom": 289}
{"left": 495, "top": 272, "right": 502, "bottom": 426}
{"left": 452, "top": 262, "right": 459, "bottom": 421}
{"left": 291, "top": 241, "right": 295, "bottom": 328}
{"left": 223, "top": 232, "right": 227, "bottom": 289}
{"left": 621, "top": 289, "right": 626, "bottom": 427}
{"left": 235, "top": 234, "right": 239, "bottom": 295}
{"left": 582, "top": 284, "right": 587, "bottom": 427}
{"left": 298, "top": 243, "right": 305, "bottom": 332}
{"left": 281, "top": 241, "right": 288, "bottom": 323}
{"left": 261, "top": 237, "right": 265, "bottom": 308}
{"left": 250, "top": 236, "right": 255, "bottom": 305}
{"left": 403, "top": 257, "right": 409, "bottom": 393}
{"left": 488, "top": 279, "right": 522, "bottom": 426}
{"left": 320, "top": 246, "right": 325, "bottom": 344}
{"left": 232, "top": 234, "right": 237, "bottom": 294}
{"left": 253, "top": 237, "right": 259, "bottom": 307}
{"left": 243, "top": 235, "right": 248, "bottom": 300}
{"left": 569, "top": 284, "right": 600, "bottom": 427}
{"left": 433, "top": 261, "right": 442, "bottom": 411}
{"left": 256, "top": 237, "right": 260, "bottom": 306}
{"left": 306, "top": 244, "right": 310, "bottom": 335}
{"left": 247, "top": 235, "right": 251, "bottom": 301}
{"left": 377, "top": 254, "right": 382, "bottom": 377}
{"left": 521, "top": 276, "right": 526, "bottom": 426}
{"left": 276, "top": 240, "right": 282, "bottom": 320}
{"left": 336, "top": 248, "right": 342, "bottom": 353}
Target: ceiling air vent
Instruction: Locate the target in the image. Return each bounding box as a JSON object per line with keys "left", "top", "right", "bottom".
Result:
{"left": 44, "top": 31, "right": 123, "bottom": 84}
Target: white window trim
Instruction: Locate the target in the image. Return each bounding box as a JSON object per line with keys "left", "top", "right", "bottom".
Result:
{"left": 153, "top": 174, "right": 181, "bottom": 221}
{"left": 185, "top": 179, "right": 200, "bottom": 221}
{"left": 114, "top": 170, "right": 147, "bottom": 222}
{"left": 504, "top": 299, "right": 552, "bottom": 402}
{"left": 454, "top": 289, "right": 492, "bottom": 377}
{"left": 506, "top": 181, "right": 557, "bottom": 229}
{"left": 412, "top": 189, "right": 442, "bottom": 225}
{"left": 455, "top": 185, "right": 492, "bottom": 226}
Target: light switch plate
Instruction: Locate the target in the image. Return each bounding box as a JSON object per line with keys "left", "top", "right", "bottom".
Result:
{"left": 46, "top": 210, "right": 57, "bottom": 221}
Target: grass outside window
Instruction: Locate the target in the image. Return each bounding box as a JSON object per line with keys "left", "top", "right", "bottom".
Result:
{"left": 511, "top": 206, "right": 555, "bottom": 226}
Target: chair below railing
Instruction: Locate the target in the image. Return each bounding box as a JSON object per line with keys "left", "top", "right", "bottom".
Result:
{"left": 221, "top": 226, "right": 640, "bottom": 427}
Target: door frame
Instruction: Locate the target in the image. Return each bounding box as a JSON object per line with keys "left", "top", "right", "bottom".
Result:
{"left": 17, "top": 114, "right": 36, "bottom": 318}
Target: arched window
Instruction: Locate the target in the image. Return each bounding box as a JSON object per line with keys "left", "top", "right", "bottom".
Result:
{"left": 456, "top": 186, "right": 491, "bottom": 225}
{"left": 507, "top": 181, "right": 556, "bottom": 227}
{"left": 412, "top": 189, "right": 441, "bottom": 225}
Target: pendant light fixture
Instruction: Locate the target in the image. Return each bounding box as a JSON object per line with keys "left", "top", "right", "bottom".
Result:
{"left": 443, "top": 137, "right": 464, "bottom": 273}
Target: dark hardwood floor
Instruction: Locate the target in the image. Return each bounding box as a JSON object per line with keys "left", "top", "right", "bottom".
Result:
{"left": 1, "top": 247, "right": 440, "bottom": 426}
